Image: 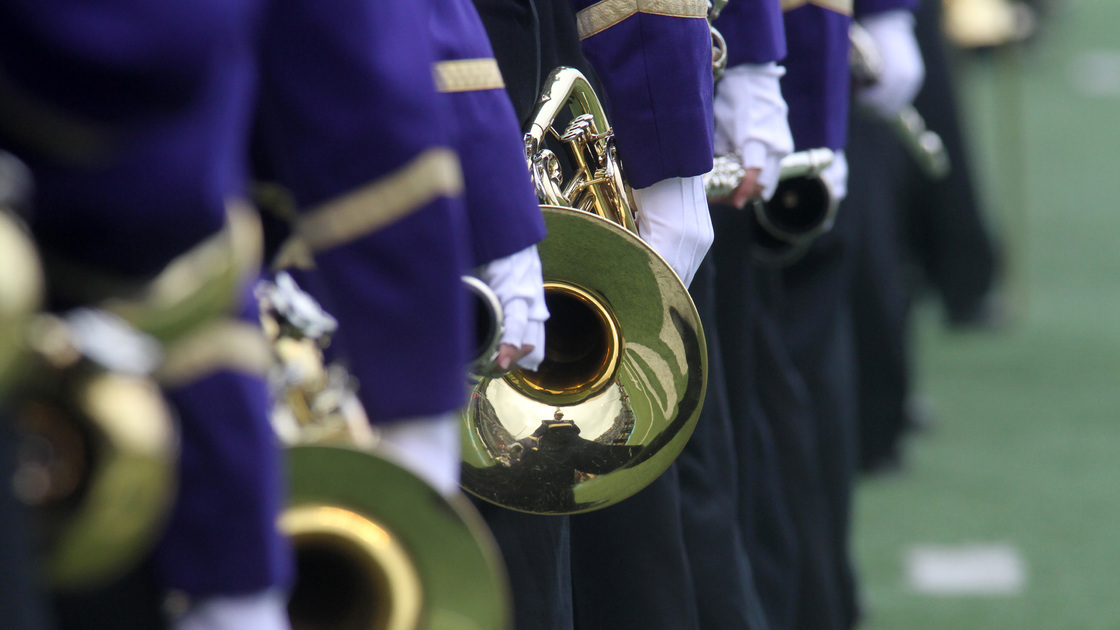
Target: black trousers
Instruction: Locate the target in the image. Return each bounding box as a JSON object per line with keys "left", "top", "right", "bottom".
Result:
{"left": 754, "top": 268, "right": 848, "bottom": 630}
{"left": 570, "top": 465, "right": 699, "bottom": 630}
{"left": 0, "top": 411, "right": 53, "bottom": 630}
{"left": 711, "top": 206, "right": 797, "bottom": 630}
{"left": 677, "top": 256, "right": 770, "bottom": 630}
{"left": 775, "top": 196, "right": 861, "bottom": 630}
{"left": 903, "top": 0, "right": 1000, "bottom": 321}
{"left": 845, "top": 112, "right": 914, "bottom": 472}
{"left": 712, "top": 204, "right": 848, "bottom": 630}
{"left": 470, "top": 502, "right": 574, "bottom": 630}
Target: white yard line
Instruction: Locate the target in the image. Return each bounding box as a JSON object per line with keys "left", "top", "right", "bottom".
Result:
{"left": 906, "top": 543, "right": 1028, "bottom": 596}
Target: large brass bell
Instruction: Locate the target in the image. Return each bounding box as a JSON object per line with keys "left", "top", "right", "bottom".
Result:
{"left": 259, "top": 273, "right": 512, "bottom": 630}
{"left": 14, "top": 311, "right": 177, "bottom": 590}
{"left": 1, "top": 154, "right": 176, "bottom": 591}
{"left": 460, "top": 68, "right": 708, "bottom": 515}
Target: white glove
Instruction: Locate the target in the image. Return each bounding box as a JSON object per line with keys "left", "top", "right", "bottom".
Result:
{"left": 856, "top": 10, "right": 925, "bottom": 118}
{"left": 820, "top": 150, "right": 849, "bottom": 204}
{"left": 375, "top": 412, "right": 462, "bottom": 497}
{"left": 477, "top": 244, "right": 549, "bottom": 371}
{"left": 713, "top": 62, "right": 795, "bottom": 201}
{"left": 172, "top": 589, "right": 291, "bottom": 630}
{"left": 631, "top": 175, "right": 713, "bottom": 288}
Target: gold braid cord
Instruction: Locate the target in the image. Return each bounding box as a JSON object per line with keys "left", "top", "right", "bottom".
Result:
{"left": 434, "top": 58, "right": 506, "bottom": 93}
{"left": 780, "top": 0, "right": 854, "bottom": 15}
{"left": 576, "top": 0, "right": 709, "bottom": 39}
{"left": 281, "top": 147, "right": 464, "bottom": 264}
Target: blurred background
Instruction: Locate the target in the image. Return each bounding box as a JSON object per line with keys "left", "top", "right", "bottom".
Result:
{"left": 853, "top": 0, "right": 1120, "bottom": 627}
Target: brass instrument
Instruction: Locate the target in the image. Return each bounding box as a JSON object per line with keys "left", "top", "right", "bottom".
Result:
{"left": 0, "top": 153, "right": 177, "bottom": 591}
{"left": 259, "top": 273, "right": 512, "bottom": 630}
{"left": 461, "top": 67, "right": 708, "bottom": 515}
{"left": 849, "top": 22, "right": 951, "bottom": 181}
{"left": 462, "top": 275, "right": 504, "bottom": 377}
{"left": 706, "top": 148, "right": 837, "bottom": 267}
{"left": 0, "top": 213, "right": 42, "bottom": 397}
{"left": 14, "top": 310, "right": 177, "bottom": 590}
{"left": 708, "top": 0, "right": 730, "bottom": 81}
{"left": 942, "top": 0, "right": 1036, "bottom": 49}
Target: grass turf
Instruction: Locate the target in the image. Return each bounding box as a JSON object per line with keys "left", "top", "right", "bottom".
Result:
{"left": 852, "top": 1, "right": 1120, "bottom": 628}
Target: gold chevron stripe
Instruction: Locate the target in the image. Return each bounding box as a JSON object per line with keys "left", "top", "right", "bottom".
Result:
{"left": 576, "top": 0, "right": 710, "bottom": 39}
{"left": 781, "top": 0, "right": 853, "bottom": 15}
{"left": 158, "top": 319, "right": 273, "bottom": 386}
{"left": 434, "top": 58, "right": 506, "bottom": 93}
{"left": 293, "top": 147, "right": 464, "bottom": 255}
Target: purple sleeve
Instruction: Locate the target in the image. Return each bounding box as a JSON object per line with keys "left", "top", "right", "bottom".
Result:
{"left": 155, "top": 302, "right": 292, "bottom": 597}
{"left": 781, "top": 5, "right": 853, "bottom": 151}
{"left": 574, "top": 4, "right": 715, "bottom": 188}
{"left": 428, "top": 0, "right": 547, "bottom": 266}
{"left": 713, "top": 0, "right": 788, "bottom": 67}
{"left": 254, "top": 0, "right": 472, "bottom": 423}
{"left": 855, "top": 0, "right": 919, "bottom": 17}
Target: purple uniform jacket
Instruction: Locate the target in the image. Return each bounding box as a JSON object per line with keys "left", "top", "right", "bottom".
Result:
{"left": 0, "top": 0, "right": 258, "bottom": 278}
{"left": 714, "top": 0, "right": 789, "bottom": 68}
{"left": 253, "top": 0, "right": 473, "bottom": 423}
{"left": 780, "top": 0, "right": 918, "bottom": 151}
{"left": 156, "top": 298, "right": 292, "bottom": 598}
{"left": 572, "top": 0, "right": 716, "bottom": 189}
{"left": 427, "top": 0, "right": 547, "bottom": 267}
{"left": 0, "top": 0, "right": 292, "bottom": 598}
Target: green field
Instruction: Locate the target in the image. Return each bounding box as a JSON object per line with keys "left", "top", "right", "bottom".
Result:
{"left": 853, "top": 1, "right": 1120, "bottom": 628}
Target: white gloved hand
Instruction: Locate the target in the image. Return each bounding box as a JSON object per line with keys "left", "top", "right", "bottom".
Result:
{"left": 855, "top": 10, "right": 925, "bottom": 118}
{"left": 477, "top": 244, "right": 549, "bottom": 371}
{"left": 631, "top": 175, "right": 713, "bottom": 288}
{"left": 375, "top": 412, "right": 462, "bottom": 497}
{"left": 172, "top": 589, "right": 291, "bottom": 630}
{"left": 819, "top": 150, "right": 849, "bottom": 204}
{"left": 713, "top": 62, "right": 794, "bottom": 202}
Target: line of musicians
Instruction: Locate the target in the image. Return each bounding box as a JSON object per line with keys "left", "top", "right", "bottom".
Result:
{"left": 0, "top": 0, "right": 926, "bottom": 628}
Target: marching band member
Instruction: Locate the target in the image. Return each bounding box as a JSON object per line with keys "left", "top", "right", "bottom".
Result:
{"left": 713, "top": 3, "right": 844, "bottom": 629}
{"left": 711, "top": 2, "right": 924, "bottom": 629}
{"left": 772, "top": 0, "right": 923, "bottom": 627}
{"left": 2, "top": 0, "right": 543, "bottom": 628}
{"left": 253, "top": 0, "right": 545, "bottom": 503}
{"left": 681, "top": 1, "right": 798, "bottom": 628}
{"left": 469, "top": 1, "right": 719, "bottom": 628}
{"left": 567, "top": 3, "right": 718, "bottom": 629}
{"left": 0, "top": 2, "right": 293, "bottom": 629}
{"left": 424, "top": 0, "right": 550, "bottom": 387}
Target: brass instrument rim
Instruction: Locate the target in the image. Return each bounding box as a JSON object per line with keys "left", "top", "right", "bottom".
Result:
{"left": 287, "top": 444, "right": 513, "bottom": 630}
{"left": 462, "top": 205, "right": 707, "bottom": 514}
{"left": 36, "top": 371, "right": 178, "bottom": 589}
{"left": 502, "top": 279, "right": 624, "bottom": 405}
{"left": 281, "top": 503, "right": 423, "bottom": 630}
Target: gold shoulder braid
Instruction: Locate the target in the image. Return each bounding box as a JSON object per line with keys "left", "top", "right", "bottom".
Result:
{"left": 273, "top": 146, "right": 463, "bottom": 270}
{"left": 434, "top": 58, "right": 506, "bottom": 93}
{"left": 781, "top": 0, "right": 854, "bottom": 15}
{"left": 576, "top": 0, "right": 709, "bottom": 39}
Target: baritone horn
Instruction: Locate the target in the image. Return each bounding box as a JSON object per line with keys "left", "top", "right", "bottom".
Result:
{"left": 705, "top": 148, "right": 836, "bottom": 267}
{"left": 259, "top": 273, "right": 511, "bottom": 630}
{"left": 849, "top": 22, "right": 951, "bottom": 180}
{"left": 1, "top": 154, "right": 176, "bottom": 591}
{"left": 460, "top": 67, "right": 708, "bottom": 515}
{"left": 708, "top": 0, "right": 730, "bottom": 80}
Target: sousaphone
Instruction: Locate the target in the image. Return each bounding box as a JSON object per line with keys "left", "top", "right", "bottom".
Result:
{"left": 460, "top": 68, "right": 708, "bottom": 515}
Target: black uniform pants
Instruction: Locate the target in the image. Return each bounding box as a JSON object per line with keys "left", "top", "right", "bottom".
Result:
{"left": 677, "top": 256, "right": 771, "bottom": 630}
